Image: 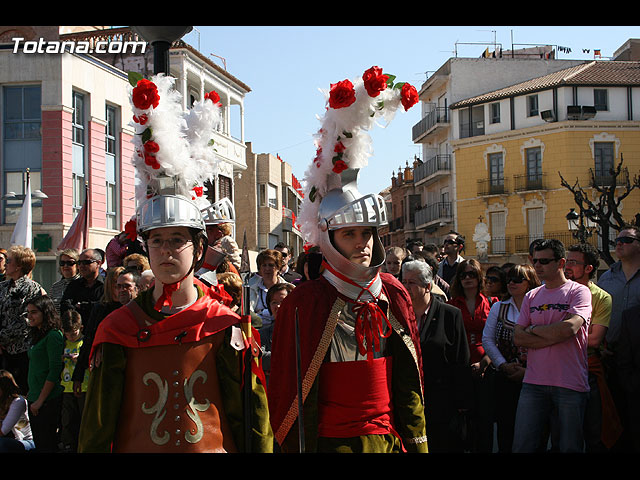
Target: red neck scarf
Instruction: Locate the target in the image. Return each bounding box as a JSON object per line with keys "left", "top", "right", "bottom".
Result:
{"left": 154, "top": 281, "right": 181, "bottom": 311}
{"left": 322, "top": 260, "right": 392, "bottom": 360}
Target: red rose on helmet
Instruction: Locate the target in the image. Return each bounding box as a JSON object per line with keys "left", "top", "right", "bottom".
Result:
{"left": 363, "top": 66, "right": 388, "bottom": 98}
{"left": 132, "top": 79, "right": 160, "bottom": 110}
{"left": 334, "top": 141, "right": 346, "bottom": 154}
{"left": 332, "top": 159, "right": 348, "bottom": 173}
{"left": 400, "top": 83, "right": 419, "bottom": 111}
{"left": 193, "top": 186, "right": 203, "bottom": 197}
{"left": 205, "top": 91, "right": 221, "bottom": 105}
{"left": 144, "top": 141, "right": 159, "bottom": 153}
{"left": 329, "top": 79, "right": 356, "bottom": 109}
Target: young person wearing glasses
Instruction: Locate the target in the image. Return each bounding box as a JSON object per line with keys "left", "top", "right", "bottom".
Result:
{"left": 482, "top": 264, "right": 540, "bottom": 452}
{"left": 78, "top": 74, "right": 272, "bottom": 453}
{"left": 438, "top": 232, "right": 465, "bottom": 285}
{"left": 512, "top": 239, "right": 592, "bottom": 452}
{"left": 447, "top": 258, "right": 497, "bottom": 452}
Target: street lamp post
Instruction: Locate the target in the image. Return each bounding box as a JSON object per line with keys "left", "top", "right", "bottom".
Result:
{"left": 131, "top": 26, "right": 193, "bottom": 75}
{"left": 566, "top": 207, "right": 597, "bottom": 244}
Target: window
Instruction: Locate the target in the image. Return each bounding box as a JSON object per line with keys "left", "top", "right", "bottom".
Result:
{"left": 490, "top": 102, "right": 500, "bottom": 124}
{"left": 526, "top": 147, "right": 542, "bottom": 188}
{"left": 594, "top": 89, "right": 608, "bottom": 111}
{"left": 72, "top": 92, "right": 86, "bottom": 217}
{"left": 267, "top": 183, "right": 278, "bottom": 209}
{"left": 2, "top": 85, "right": 43, "bottom": 223}
{"left": 594, "top": 142, "right": 615, "bottom": 181}
{"left": 527, "top": 95, "right": 539, "bottom": 117}
{"left": 489, "top": 152, "right": 504, "bottom": 193}
{"left": 105, "top": 105, "right": 118, "bottom": 230}
{"left": 490, "top": 211, "right": 506, "bottom": 254}
{"left": 219, "top": 175, "right": 232, "bottom": 201}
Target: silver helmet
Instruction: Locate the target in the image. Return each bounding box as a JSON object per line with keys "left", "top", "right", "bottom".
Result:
{"left": 316, "top": 168, "right": 387, "bottom": 282}
{"left": 200, "top": 196, "right": 235, "bottom": 226}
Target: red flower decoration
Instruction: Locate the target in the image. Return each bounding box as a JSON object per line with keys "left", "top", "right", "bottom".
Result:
{"left": 204, "top": 90, "right": 221, "bottom": 105}
{"left": 124, "top": 219, "right": 137, "bottom": 241}
{"left": 334, "top": 141, "right": 346, "bottom": 154}
{"left": 400, "top": 83, "right": 419, "bottom": 111}
{"left": 329, "top": 79, "right": 356, "bottom": 109}
{"left": 193, "top": 186, "right": 203, "bottom": 197}
{"left": 144, "top": 141, "right": 159, "bottom": 153}
{"left": 132, "top": 78, "right": 160, "bottom": 110}
{"left": 332, "top": 159, "right": 348, "bottom": 174}
{"left": 363, "top": 66, "right": 388, "bottom": 98}
{"left": 133, "top": 114, "right": 148, "bottom": 125}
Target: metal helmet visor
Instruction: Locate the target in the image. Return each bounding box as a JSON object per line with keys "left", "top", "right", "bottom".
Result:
{"left": 322, "top": 193, "right": 388, "bottom": 232}
{"left": 136, "top": 194, "right": 206, "bottom": 235}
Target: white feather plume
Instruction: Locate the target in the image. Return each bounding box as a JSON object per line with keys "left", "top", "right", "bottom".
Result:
{"left": 298, "top": 68, "right": 415, "bottom": 246}
{"left": 129, "top": 74, "right": 224, "bottom": 208}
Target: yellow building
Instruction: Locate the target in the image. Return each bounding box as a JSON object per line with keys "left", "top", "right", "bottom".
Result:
{"left": 450, "top": 61, "right": 640, "bottom": 266}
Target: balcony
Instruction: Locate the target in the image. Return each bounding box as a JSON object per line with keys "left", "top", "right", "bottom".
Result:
{"left": 489, "top": 236, "right": 511, "bottom": 255}
{"left": 589, "top": 167, "right": 629, "bottom": 187}
{"left": 415, "top": 202, "right": 452, "bottom": 228}
{"left": 412, "top": 107, "right": 449, "bottom": 142}
{"left": 414, "top": 154, "right": 452, "bottom": 186}
{"left": 513, "top": 231, "right": 599, "bottom": 253}
{"left": 513, "top": 173, "right": 548, "bottom": 192}
{"left": 477, "top": 177, "right": 509, "bottom": 196}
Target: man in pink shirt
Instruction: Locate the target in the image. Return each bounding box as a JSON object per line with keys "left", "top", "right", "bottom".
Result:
{"left": 512, "top": 239, "right": 592, "bottom": 452}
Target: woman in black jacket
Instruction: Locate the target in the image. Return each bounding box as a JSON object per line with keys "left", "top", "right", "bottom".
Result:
{"left": 402, "top": 259, "right": 474, "bottom": 452}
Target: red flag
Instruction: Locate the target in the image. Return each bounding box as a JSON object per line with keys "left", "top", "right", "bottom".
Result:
{"left": 58, "top": 198, "right": 88, "bottom": 251}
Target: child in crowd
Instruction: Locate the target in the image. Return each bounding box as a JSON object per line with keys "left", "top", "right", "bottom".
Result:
{"left": 60, "top": 309, "right": 89, "bottom": 453}
{"left": 0, "top": 369, "right": 35, "bottom": 452}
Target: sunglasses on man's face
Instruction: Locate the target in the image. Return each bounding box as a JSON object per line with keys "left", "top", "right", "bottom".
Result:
{"left": 532, "top": 257, "right": 557, "bottom": 265}
{"left": 485, "top": 275, "right": 501, "bottom": 283}
{"left": 78, "top": 259, "right": 98, "bottom": 266}
{"left": 615, "top": 236, "right": 639, "bottom": 244}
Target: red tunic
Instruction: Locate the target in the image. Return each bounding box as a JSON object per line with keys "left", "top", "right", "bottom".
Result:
{"left": 267, "top": 272, "right": 423, "bottom": 447}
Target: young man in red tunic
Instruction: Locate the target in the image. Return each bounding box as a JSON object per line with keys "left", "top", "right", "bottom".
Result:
{"left": 78, "top": 74, "right": 272, "bottom": 453}
{"left": 268, "top": 67, "right": 427, "bottom": 453}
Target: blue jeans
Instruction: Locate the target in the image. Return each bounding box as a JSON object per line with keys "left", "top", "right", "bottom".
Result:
{"left": 512, "top": 383, "right": 588, "bottom": 453}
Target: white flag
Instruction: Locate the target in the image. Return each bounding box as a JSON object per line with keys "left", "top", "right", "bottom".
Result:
{"left": 10, "top": 175, "right": 32, "bottom": 248}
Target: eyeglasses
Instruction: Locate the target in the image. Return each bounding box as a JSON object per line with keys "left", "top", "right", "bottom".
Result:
{"left": 59, "top": 260, "right": 77, "bottom": 267}
{"left": 116, "top": 283, "right": 136, "bottom": 290}
{"left": 78, "top": 259, "right": 98, "bottom": 266}
{"left": 485, "top": 275, "right": 501, "bottom": 283}
{"left": 565, "top": 259, "right": 585, "bottom": 266}
{"left": 147, "top": 237, "right": 193, "bottom": 250}
{"left": 615, "top": 236, "right": 639, "bottom": 244}
{"left": 508, "top": 277, "right": 526, "bottom": 284}
{"left": 532, "top": 257, "right": 558, "bottom": 265}
{"left": 443, "top": 239, "right": 459, "bottom": 246}
{"left": 460, "top": 271, "right": 478, "bottom": 280}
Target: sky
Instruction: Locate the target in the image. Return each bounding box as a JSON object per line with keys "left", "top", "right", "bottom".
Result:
{"left": 183, "top": 25, "right": 639, "bottom": 197}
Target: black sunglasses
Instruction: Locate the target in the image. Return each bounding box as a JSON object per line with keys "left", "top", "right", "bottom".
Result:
{"left": 78, "top": 259, "right": 98, "bottom": 266}
{"left": 532, "top": 257, "right": 557, "bottom": 265}
{"left": 460, "top": 270, "right": 478, "bottom": 279}
{"left": 615, "top": 236, "right": 639, "bottom": 244}
{"left": 508, "top": 277, "right": 526, "bottom": 284}
{"left": 59, "top": 260, "right": 77, "bottom": 267}
{"left": 485, "top": 275, "right": 501, "bottom": 283}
